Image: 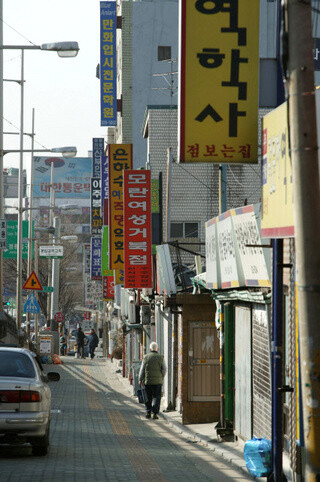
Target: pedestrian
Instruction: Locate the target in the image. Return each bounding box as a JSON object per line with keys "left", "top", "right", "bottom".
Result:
{"left": 76, "top": 326, "right": 85, "bottom": 359}
{"left": 88, "top": 328, "right": 99, "bottom": 359}
{"left": 139, "top": 342, "right": 166, "bottom": 420}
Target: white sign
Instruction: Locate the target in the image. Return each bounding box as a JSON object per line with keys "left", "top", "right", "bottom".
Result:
{"left": 39, "top": 245, "right": 63, "bottom": 259}
{"left": 205, "top": 218, "right": 220, "bottom": 289}
{"left": 231, "top": 206, "right": 271, "bottom": 287}
{"left": 40, "top": 335, "right": 52, "bottom": 354}
{"left": 0, "top": 219, "right": 6, "bottom": 249}
{"left": 216, "top": 213, "right": 240, "bottom": 289}
{"left": 84, "top": 273, "right": 103, "bottom": 305}
{"left": 156, "top": 244, "right": 176, "bottom": 295}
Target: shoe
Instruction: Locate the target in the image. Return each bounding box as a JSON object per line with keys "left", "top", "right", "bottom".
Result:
{"left": 152, "top": 414, "right": 159, "bottom": 420}
{"left": 146, "top": 413, "right": 151, "bottom": 419}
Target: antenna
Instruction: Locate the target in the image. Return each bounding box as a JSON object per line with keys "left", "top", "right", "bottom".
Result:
{"left": 152, "top": 58, "right": 178, "bottom": 106}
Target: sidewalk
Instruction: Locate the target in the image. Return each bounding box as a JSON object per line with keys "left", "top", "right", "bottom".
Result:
{"left": 109, "top": 358, "right": 264, "bottom": 481}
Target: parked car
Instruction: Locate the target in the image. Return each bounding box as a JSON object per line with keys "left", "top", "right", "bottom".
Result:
{"left": 0, "top": 346, "right": 60, "bottom": 455}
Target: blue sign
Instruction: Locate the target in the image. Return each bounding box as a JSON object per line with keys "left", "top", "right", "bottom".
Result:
{"left": 32, "top": 157, "right": 92, "bottom": 199}
{"left": 100, "top": 1, "right": 117, "bottom": 126}
{"left": 101, "top": 155, "right": 109, "bottom": 209}
{"left": 24, "top": 292, "right": 41, "bottom": 314}
{"left": 93, "top": 138, "right": 104, "bottom": 177}
{"left": 91, "top": 236, "right": 102, "bottom": 280}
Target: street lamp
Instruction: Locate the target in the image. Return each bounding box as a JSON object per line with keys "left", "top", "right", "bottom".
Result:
{"left": 0, "top": 36, "right": 79, "bottom": 329}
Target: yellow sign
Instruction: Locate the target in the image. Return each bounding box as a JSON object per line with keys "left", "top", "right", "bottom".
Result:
{"left": 108, "top": 144, "right": 132, "bottom": 270}
{"left": 23, "top": 271, "right": 43, "bottom": 291}
{"left": 261, "top": 102, "right": 294, "bottom": 238}
{"left": 178, "top": 0, "right": 259, "bottom": 163}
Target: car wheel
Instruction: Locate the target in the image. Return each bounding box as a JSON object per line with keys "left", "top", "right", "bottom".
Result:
{"left": 31, "top": 425, "right": 50, "bottom": 456}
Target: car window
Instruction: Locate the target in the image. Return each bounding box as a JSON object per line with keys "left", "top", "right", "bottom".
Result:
{"left": 0, "top": 352, "right": 36, "bottom": 378}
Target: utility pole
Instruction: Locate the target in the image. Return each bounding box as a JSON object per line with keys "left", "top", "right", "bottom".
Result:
{"left": 286, "top": 0, "right": 320, "bottom": 478}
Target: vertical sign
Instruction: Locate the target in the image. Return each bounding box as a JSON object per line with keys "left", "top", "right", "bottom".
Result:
{"left": 124, "top": 170, "right": 152, "bottom": 288}
{"left": 101, "top": 155, "right": 109, "bottom": 209}
{"left": 108, "top": 144, "right": 133, "bottom": 269}
{"left": 0, "top": 219, "right": 6, "bottom": 249}
{"left": 100, "top": 1, "right": 117, "bottom": 127}
{"left": 91, "top": 237, "right": 102, "bottom": 280}
{"left": 178, "top": 0, "right": 259, "bottom": 163}
{"left": 101, "top": 226, "right": 113, "bottom": 276}
{"left": 205, "top": 217, "right": 220, "bottom": 289}
{"left": 91, "top": 178, "right": 103, "bottom": 235}
{"left": 103, "top": 275, "right": 115, "bottom": 300}
{"left": 83, "top": 243, "right": 91, "bottom": 274}
{"left": 92, "top": 138, "right": 104, "bottom": 178}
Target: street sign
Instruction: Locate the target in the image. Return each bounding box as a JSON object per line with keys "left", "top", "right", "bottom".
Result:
{"left": 42, "top": 286, "right": 54, "bottom": 293}
{"left": 39, "top": 245, "right": 64, "bottom": 259}
{"left": 24, "top": 292, "right": 41, "bottom": 314}
{"left": 23, "top": 271, "right": 43, "bottom": 291}
{"left": 54, "top": 312, "right": 64, "bottom": 322}
{"left": 0, "top": 219, "right": 6, "bottom": 249}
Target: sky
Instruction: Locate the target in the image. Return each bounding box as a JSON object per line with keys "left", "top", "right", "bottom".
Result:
{"left": 3, "top": 0, "right": 106, "bottom": 174}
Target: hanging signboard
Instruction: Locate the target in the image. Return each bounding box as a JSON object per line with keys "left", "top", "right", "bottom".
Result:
{"left": 114, "top": 269, "right": 124, "bottom": 285}
{"left": 103, "top": 275, "right": 115, "bottom": 300}
{"left": 108, "top": 144, "right": 133, "bottom": 270}
{"left": 101, "top": 155, "right": 109, "bottom": 209}
{"left": 92, "top": 138, "right": 104, "bottom": 178}
{"left": 178, "top": 0, "right": 259, "bottom": 163}
{"left": 231, "top": 205, "right": 271, "bottom": 287}
{"left": 84, "top": 273, "right": 103, "bottom": 307}
{"left": 3, "top": 220, "right": 32, "bottom": 259}
{"left": 124, "top": 170, "right": 152, "bottom": 288}
{"left": 91, "top": 237, "right": 102, "bottom": 280}
{"left": 261, "top": 102, "right": 294, "bottom": 238}
{"left": 205, "top": 216, "right": 220, "bottom": 289}
{"left": 156, "top": 244, "right": 176, "bottom": 295}
{"left": 0, "top": 219, "right": 6, "bottom": 249}
{"left": 83, "top": 243, "right": 91, "bottom": 275}
{"left": 101, "top": 226, "right": 113, "bottom": 276}
{"left": 91, "top": 177, "right": 103, "bottom": 236}
{"left": 216, "top": 211, "right": 240, "bottom": 289}
{"left": 100, "top": 1, "right": 117, "bottom": 127}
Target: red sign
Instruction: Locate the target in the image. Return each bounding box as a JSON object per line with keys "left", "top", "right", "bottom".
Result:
{"left": 103, "top": 275, "right": 114, "bottom": 300}
{"left": 54, "top": 312, "right": 64, "bottom": 322}
{"left": 124, "top": 170, "right": 152, "bottom": 288}
{"left": 84, "top": 311, "right": 91, "bottom": 321}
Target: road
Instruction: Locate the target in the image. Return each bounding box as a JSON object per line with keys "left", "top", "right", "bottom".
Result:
{"left": 0, "top": 357, "right": 252, "bottom": 481}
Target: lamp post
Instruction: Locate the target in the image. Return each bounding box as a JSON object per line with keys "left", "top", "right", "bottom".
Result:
{"left": 0, "top": 37, "right": 79, "bottom": 331}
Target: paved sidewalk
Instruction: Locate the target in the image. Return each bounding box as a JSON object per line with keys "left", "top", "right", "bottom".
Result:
{"left": 111, "top": 360, "right": 261, "bottom": 481}
{"left": 1, "top": 356, "right": 254, "bottom": 481}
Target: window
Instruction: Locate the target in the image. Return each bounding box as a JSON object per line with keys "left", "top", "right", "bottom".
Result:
{"left": 0, "top": 352, "right": 36, "bottom": 378}
{"left": 158, "top": 46, "right": 171, "bottom": 61}
{"left": 171, "top": 222, "right": 199, "bottom": 239}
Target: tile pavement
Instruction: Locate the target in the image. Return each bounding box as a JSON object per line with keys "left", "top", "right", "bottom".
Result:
{"left": 0, "top": 357, "right": 254, "bottom": 481}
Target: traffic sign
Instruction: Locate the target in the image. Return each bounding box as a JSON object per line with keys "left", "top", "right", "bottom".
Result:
{"left": 39, "top": 245, "right": 63, "bottom": 259}
{"left": 23, "top": 271, "right": 43, "bottom": 291}
{"left": 24, "top": 292, "right": 41, "bottom": 314}
{"left": 43, "top": 286, "right": 54, "bottom": 293}
{"left": 54, "top": 312, "right": 64, "bottom": 322}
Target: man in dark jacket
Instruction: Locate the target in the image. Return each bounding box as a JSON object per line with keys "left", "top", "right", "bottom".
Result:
{"left": 76, "top": 326, "right": 85, "bottom": 359}
{"left": 88, "top": 329, "right": 99, "bottom": 359}
{"left": 139, "top": 342, "right": 166, "bottom": 419}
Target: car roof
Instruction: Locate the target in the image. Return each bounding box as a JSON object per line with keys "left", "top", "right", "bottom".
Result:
{"left": 0, "top": 346, "right": 36, "bottom": 357}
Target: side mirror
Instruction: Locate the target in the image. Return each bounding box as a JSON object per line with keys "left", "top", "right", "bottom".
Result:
{"left": 47, "top": 372, "right": 60, "bottom": 382}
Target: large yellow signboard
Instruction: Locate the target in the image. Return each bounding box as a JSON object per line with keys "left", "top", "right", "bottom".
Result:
{"left": 178, "top": 0, "right": 259, "bottom": 163}
{"left": 261, "top": 102, "right": 294, "bottom": 238}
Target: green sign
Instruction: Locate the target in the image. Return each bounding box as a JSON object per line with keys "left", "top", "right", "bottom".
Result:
{"left": 101, "top": 226, "right": 113, "bottom": 276}
{"left": 3, "top": 221, "right": 34, "bottom": 259}
{"left": 42, "top": 286, "right": 54, "bottom": 293}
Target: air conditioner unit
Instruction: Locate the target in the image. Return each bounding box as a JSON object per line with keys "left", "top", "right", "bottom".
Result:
{"left": 128, "top": 295, "right": 136, "bottom": 324}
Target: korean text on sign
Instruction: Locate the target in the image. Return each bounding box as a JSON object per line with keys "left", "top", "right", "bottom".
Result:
{"left": 178, "top": 0, "right": 259, "bottom": 163}
{"left": 124, "top": 170, "right": 152, "bottom": 289}
{"left": 108, "top": 144, "right": 133, "bottom": 270}
{"left": 100, "top": 1, "right": 117, "bottom": 127}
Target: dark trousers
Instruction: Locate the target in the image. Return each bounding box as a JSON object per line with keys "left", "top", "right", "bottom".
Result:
{"left": 89, "top": 346, "right": 96, "bottom": 359}
{"left": 77, "top": 344, "right": 84, "bottom": 358}
{"left": 145, "top": 384, "right": 162, "bottom": 414}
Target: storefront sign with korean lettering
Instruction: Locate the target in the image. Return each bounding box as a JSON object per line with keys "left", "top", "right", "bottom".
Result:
{"left": 93, "top": 138, "right": 104, "bottom": 177}
{"left": 91, "top": 177, "right": 103, "bottom": 236}
{"left": 178, "top": 0, "right": 259, "bottom": 163}
{"left": 100, "top": 1, "right": 117, "bottom": 126}
{"left": 124, "top": 170, "right": 152, "bottom": 288}
{"left": 103, "top": 275, "right": 115, "bottom": 300}
{"left": 101, "top": 226, "right": 113, "bottom": 276}
{"left": 101, "top": 155, "right": 109, "bottom": 210}
{"left": 91, "top": 236, "right": 102, "bottom": 280}
{"left": 83, "top": 243, "right": 91, "bottom": 275}
{"left": 108, "top": 144, "right": 133, "bottom": 270}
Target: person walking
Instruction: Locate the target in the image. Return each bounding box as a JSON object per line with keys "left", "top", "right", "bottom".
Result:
{"left": 88, "top": 329, "right": 99, "bottom": 359}
{"left": 139, "top": 342, "right": 166, "bottom": 420}
{"left": 76, "top": 326, "right": 85, "bottom": 359}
